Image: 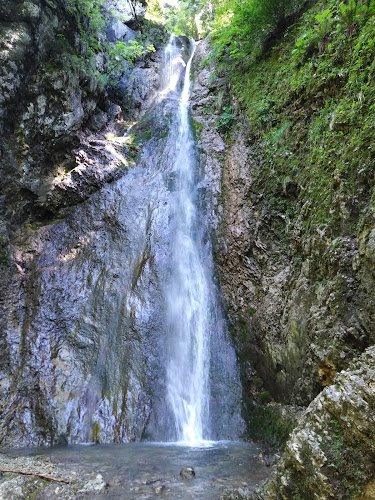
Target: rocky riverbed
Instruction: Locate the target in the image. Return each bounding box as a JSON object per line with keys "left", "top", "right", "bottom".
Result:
{"left": 0, "top": 442, "right": 271, "bottom": 500}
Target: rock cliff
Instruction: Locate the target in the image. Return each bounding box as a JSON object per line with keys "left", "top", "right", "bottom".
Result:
{"left": 2, "top": 1, "right": 375, "bottom": 497}
{"left": 191, "top": 9, "right": 375, "bottom": 497}
{"left": 192, "top": 35, "right": 375, "bottom": 403}
{"left": 0, "top": 0, "right": 166, "bottom": 446}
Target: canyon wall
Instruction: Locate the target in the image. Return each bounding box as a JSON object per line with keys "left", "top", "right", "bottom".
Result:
{"left": 191, "top": 25, "right": 375, "bottom": 498}
{"left": 0, "top": 0, "right": 167, "bottom": 446}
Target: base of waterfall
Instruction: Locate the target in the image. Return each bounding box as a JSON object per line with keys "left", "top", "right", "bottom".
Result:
{"left": 0, "top": 442, "right": 271, "bottom": 499}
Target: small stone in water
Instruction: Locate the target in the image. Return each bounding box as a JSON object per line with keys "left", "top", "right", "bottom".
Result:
{"left": 180, "top": 467, "right": 196, "bottom": 479}
{"left": 153, "top": 484, "right": 166, "bottom": 494}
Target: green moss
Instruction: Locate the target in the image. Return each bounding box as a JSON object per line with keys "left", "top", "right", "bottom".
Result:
{"left": 224, "top": 0, "right": 375, "bottom": 235}
{"left": 254, "top": 377, "right": 263, "bottom": 389}
{"left": 91, "top": 421, "right": 101, "bottom": 443}
{"left": 190, "top": 118, "right": 204, "bottom": 140}
{"left": 29, "top": 218, "right": 64, "bottom": 231}
{"left": 248, "top": 306, "right": 256, "bottom": 316}
{"left": 141, "top": 128, "right": 153, "bottom": 141}
{"left": 325, "top": 419, "right": 345, "bottom": 469}
{"left": 0, "top": 238, "right": 8, "bottom": 266}
{"left": 0, "top": 249, "right": 8, "bottom": 266}
{"left": 245, "top": 404, "right": 296, "bottom": 449}
{"left": 258, "top": 390, "right": 271, "bottom": 405}
{"left": 319, "top": 418, "right": 375, "bottom": 499}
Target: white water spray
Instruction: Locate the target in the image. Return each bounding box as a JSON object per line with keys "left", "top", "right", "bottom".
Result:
{"left": 160, "top": 34, "right": 187, "bottom": 96}
{"left": 154, "top": 36, "right": 244, "bottom": 446}
{"left": 164, "top": 39, "right": 211, "bottom": 444}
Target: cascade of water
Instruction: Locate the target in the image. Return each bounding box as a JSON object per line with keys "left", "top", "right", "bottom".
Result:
{"left": 153, "top": 36, "right": 244, "bottom": 446}
{"left": 160, "top": 34, "right": 187, "bottom": 95}
{"left": 164, "top": 40, "right": 211, "bottom": 444}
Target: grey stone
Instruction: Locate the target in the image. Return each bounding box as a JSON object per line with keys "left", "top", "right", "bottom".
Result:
{"left": 153, "top": 483, "right": 167, "bottom": 494}
{"left": 180, "top": 467, "right": 196, "bottom": 480}
{"left": 107, "top": 20, "right": 137, "bottom": 42}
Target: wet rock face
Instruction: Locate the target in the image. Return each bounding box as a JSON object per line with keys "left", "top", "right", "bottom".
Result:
{"left": 191, "top": 40, "right": 375, "bottom": 412}
{"left": 190, "top": 40, "right": 228, "bottom": 235}
{"left": 0, "top": 0, "right": 165, "bottom": 446}
{"left": 0, "top": 17, "right": 242, "bottom": 444}
{"left": 0, "top": 1, "right": 84, "bottom": 217}
{"left": 0, "top": 107, "right": 172, "bottom": 446}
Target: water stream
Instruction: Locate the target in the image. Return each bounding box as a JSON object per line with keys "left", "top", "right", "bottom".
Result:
{"left": 164, "top": 39, "right": 210, "bottom": 444}
{"left": 7, "top": 441, "right": 269, "bottom": 499}
{"left": 159, "top": 35, "right": 243, "bottom": 444}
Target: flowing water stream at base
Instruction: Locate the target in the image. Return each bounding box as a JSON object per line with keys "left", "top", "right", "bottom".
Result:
{"left": 8, "top": 442, "right": 270, "bottom": 499}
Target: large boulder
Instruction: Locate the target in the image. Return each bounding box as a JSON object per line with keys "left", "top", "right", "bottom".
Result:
{"left": 252, "top": 347, "right": 375, "bottom": 499}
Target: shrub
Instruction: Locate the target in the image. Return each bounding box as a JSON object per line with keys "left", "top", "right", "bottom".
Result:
{"left": 215, "top": 105, "right": 235, "bottom": 131}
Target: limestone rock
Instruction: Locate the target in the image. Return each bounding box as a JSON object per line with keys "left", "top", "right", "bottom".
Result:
{"left": 79, "top": 474, "right": 107, "bottom": 493}
{"left": 252, "top": 347, "right": 375, "bottom": 499}
{"left": 0, "top": 0, "right": 165, "bottom": 447}
{"left": 153, "top": 483, "right": 167, "bottom": 494}
{"left": 191, "top": 36, "right": 375, "bottom": 418}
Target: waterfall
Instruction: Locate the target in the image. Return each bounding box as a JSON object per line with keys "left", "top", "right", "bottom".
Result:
{"left": 0, "top": 32, "right": 243, "bottom": 447}
{"left": 160, "top": 37, "right": 243, "bottom": 445}
{"left": 164, "top": 39, "right": 209, "bottom": 444}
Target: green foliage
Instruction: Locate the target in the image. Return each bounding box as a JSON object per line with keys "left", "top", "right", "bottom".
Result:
{"left": 258, "top": 391, "right": 271, "bottom": 405}
{"left": 326, "top": 419, "right": 344, "bottom": 468}
{"left": 0, "top": 249, "right": 8, "bottom": 266}
{"left": 254, "top": 377, "right": 263, "bottom": 389}
{"left": 337, "top": 0, "right": 375, "bottom": 27}
{"left": 107, "top": 40, "right": 155, "bottom": 81}
{"left": 212, "top": 0, "right": 308, "bottom": 64}
{"left": 163, "top": 0, "right": 200, "bottom": 39}
{"left": 319, "top": 418, "right": 374, "bottom": 499}
{"left": 246, "top": 404, "right": 296, "bottom": 449}
{"left": 248, "top": 306, "right": 257, "bottom": 316}
{"left": 0, "top": 238, "right": 8, "bottom": 266}
{"left": 265, "top": 120, "right": 292, "bottom": 145}
{"left": 50, "top": 0, "right": 157, "bottom": 91}
{"left": 158, "top": 0, "right": 218, "bottom": 38}
{"left": 191, "top": 118, "right": 204, "bottom": 140}
{"left": 53, "top": 33, "right": 75, "bottom": 55}
{"left": 144, "top": 0, "right": 164, "bottom": 23}
{"left": 314, "top": 7, "right": 334, "bottom": 40}
{"left": 141, "top": 128, "right": 153, "bottom": 140}
{"left": 206, "top": 0, "right": 375, "bottom": 67}
{"left": 66, "top": 0, "right": 106, "bottom": 55}
{"left": 292, "top": 30, "right": 318, "bottom": 66}
{"left": 215, "top": 105, "right": 235, "bottom": 131}
{"left": 223, "top": 0, "right": 375, "bottom": 231}
{"left": 137, "top": 19, "right": 168, "bottom": 49}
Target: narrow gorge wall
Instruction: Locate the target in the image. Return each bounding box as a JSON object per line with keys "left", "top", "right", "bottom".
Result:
{"left": 3, "top": 3, "right": 375, "bottom": 497}
{"left": 191, "top": 17, "right": 375, "bottom": 498}
{"left": 0, "top": 0, "right": 168, "bottom": 447}
{"left": 192, "top": 39, "right": 375, "bottom": 407}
